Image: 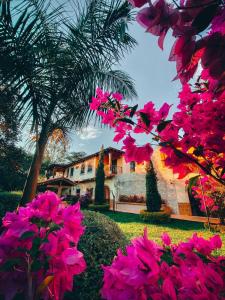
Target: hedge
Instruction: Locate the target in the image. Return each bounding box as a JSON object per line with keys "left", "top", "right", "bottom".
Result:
{"left": 0, "top": 191, "right": 23, "bottom": 221}
{"left": 140, "top": 206, "right": 172, "bottom": 223}
{"left": 65, "top": 210, "right": 127, "bottom": 300}
{"left": 88, "top": 203, "right": 110, "bottom": 212}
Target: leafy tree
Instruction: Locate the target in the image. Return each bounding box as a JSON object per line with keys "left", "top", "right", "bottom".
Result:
{"left": 0, "top": 0, "right": 137, "bottom": 202}
{"left": 145, "top": 161, "right": 161, "bottom": 212}
{"left": 43, "top": 129, "right": 70, "bottom": 164}
{"left": 65, "top": 151, "right": 87, "bottom": 163}
{"left": 94, "top": 146, "right": 105, "bottom": 205}
{"left": 0, "top": 87, "right": 19, "bottom": 149}
{"left": 0, "top": 146, "right": 32, "bottom": 191}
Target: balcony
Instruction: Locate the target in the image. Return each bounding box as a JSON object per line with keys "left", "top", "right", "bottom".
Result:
{"left": 105, "top": 165, "right": 122, "bottom": 176}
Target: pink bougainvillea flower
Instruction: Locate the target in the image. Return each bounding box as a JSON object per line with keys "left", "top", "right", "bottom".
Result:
{"left": 102, "top": 230, "right": 225, "bottom": 300}
{"left": 210, "top": 235, "right": 222, "bottom": 250}
{"left": 128, "top": 0, "right": 148, "bottom": 8}
{"left": 0, "top": 191, "right": 86, "bottom": 300}
{"left": 161, "top": 232, "right": 171, "bottom": 246}
{"left": 112, "top": 92, "right": 123, "bottom": 101}
{"left": 137, "top": 0, "right": 178, "bottom": 49}
{"left": 122, "top": 136, "right": 153, "bottom": 163}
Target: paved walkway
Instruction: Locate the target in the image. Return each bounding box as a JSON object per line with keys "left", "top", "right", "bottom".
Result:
{"left": 113, "top": 202, "right": 220, "bottom": 224}
{"left": 171, "top": 214, "right": 220, "bottom": 224}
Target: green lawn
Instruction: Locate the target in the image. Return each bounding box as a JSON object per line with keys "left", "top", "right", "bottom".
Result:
{"left": 103, "top": 211, "right": 225, "bottom": 255}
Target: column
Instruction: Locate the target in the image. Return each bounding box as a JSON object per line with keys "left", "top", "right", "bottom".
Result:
{"left": 108, "top": 152, "right": 112, "bottom": 174}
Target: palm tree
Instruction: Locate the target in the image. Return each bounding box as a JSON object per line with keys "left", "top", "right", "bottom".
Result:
{"left": 0, "top": 0, "right": 137, "bottom": 202}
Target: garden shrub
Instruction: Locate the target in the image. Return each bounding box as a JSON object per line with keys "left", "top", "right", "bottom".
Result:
{"left": 102, "top": 230, "right": 225, "bottom": 300}
{"left": 119, "top": 194, "right": 145, "bottom": 203}
{"left": 65, "top": 210, "right": 127, "bottom": 300}
{"left": 88, "top": 203, "right": 110, "bottom": 212}
{"left": 94, "top": 147, "right": 105, "bottom": 205}
{"left": 146, "top": 161, "right": 162, "bottom": 212}
{"left": 79, "top": 194, "right": 91, "bottom": 209}
{"left": 209, "top": 190, "right": 225, "bottom": 224}
{"left": 0, "top": 191, "right": 23, "bottom": 221}
{"left": 64, "top": 194, "right": 79, "bottom": 205}
{"left": 140, "top": 206, "right": 172, "bottom": 223}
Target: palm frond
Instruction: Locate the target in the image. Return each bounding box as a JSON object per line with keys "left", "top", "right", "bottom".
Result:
{"left": 0, "top": 0, "right": 137, "bottom": 137}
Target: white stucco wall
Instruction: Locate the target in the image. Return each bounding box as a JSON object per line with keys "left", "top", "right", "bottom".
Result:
{"left": 114, "top": 173, "right": 146, "bottom": 200}
{"left": 151, "top": 148, "right": 191, "bottom": 214}
{"left": 66, "top": 157, "right": 96, "bottom": 182}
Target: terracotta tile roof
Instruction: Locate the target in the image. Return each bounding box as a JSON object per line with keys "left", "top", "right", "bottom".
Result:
{"left": 38, "top": 177, "right": 74, "bottom": 186}
{"left": 48, "top": 147, "right": 124, "bottom": 170}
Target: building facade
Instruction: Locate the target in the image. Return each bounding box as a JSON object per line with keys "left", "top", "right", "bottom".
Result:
{"left": 38, "top": 147, "right": 194, "bottom": 216}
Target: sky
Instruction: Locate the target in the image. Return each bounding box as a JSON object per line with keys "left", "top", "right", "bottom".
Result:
{"left": 70, "top": 22, "right": 181, "bottom": 155}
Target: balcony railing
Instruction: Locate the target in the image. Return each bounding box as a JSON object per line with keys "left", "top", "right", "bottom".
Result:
{"left": 104, "top": 165, "right": 122, "bottom": 175}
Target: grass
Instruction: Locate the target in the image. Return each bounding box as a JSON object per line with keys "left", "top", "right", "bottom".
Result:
{"left": 103, "top": 211, "right": 225, "bottom": 255}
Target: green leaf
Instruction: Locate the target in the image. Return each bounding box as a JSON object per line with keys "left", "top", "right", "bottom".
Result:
{"left": 48, "top": 222, "right": 61, "bottom": 233}
{"left": 139, "top": 112, "right": 150, "bottom": 127}
{"left": 0, "top": 258, "right": 21, "bottom": 271}
{"left": 193, "top": 146, "right": 204, "bottom": 157}
{"left": 157, "top": 120, "right": 172, "bottom": 133}
{"left": 186, "top": 175, "right": 200, "bottom": 194}
{"left": 116, "top": 117, "right": 135, "bottom": 125}
{"left": 20, "top": 230, "right": 35, "bottom": 240}
{"left": 30, "top": 237, "right": 42, "bottom": 257}
{"left": 159, "top": 141, "right": 169, "bottom": 147}
{"left": 192, "top": 4, "right": 218, "bottom": 33}
{"left": 31, "top": 260, "right": 42, "bottom": 272}
{"left": 129, "top": 104, "right": 138, "bottom": 118}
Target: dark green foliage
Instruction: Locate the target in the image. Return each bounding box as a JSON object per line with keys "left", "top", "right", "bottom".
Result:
{"left": 208, "top": 189, "right": 225, "bottom": 225}
{"left": 0, "top": 145, "right": 32, "bottom": 191}
{"left": 0, "top": 191, "right": 23, "bottom": 222}
{"left": 140, "top": 207, "right": 172, "bottom": 224}
{"left": 146, "top": 161, "right": 162, "bottom": 212}
{"left": 94, "top": 148, "right": 105, "bottom": 205}
{"left": 65, "top": 210, "right": 127, "bottom": 300}
{"left": 89, "top": 203, "right": 109, "bottom": 212}
{"left": 65, "top": 152, "right": 87, "bottom": 163}
{"left": 0, "top": 0, "right": 137, "bottom": 198}
{"left": 0, "top": 144, "right": 49, "bottom": 192}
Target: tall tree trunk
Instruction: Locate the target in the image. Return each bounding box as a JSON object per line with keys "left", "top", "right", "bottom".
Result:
{"left": 21, "top": 125, "right": 49, "bottom": 203}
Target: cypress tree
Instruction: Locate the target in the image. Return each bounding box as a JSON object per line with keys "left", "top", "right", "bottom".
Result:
{"left": 146, "top": 161, "right": 162, "bottom": 212}
{"left": 94, "top": 146, "right": 105, "bottom": 204}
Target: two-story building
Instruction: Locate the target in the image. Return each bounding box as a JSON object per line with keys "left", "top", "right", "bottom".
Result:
{"left": 38, "top": 147, "right": 194, "bottom": 215}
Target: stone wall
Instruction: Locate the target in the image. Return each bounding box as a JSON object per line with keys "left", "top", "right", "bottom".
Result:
{"left": 114, "top": 173, "right": 146, "bottom": 200}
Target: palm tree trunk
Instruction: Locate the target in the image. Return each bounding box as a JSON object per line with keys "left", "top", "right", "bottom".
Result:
{"left": 21, "top": 125, "right": 49, "bottom": 203}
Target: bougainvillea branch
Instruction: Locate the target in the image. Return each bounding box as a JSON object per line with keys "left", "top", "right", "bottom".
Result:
{"left": 101, "top": 229, "right": 225, "bottom": 300}
{"left": 90, "top": 87, "right": 225, "bottom": 186}
{"left": 130, "top": 0, "right": 225, "bottom": 96}
{"left": 0, "top": 191, "right": 86, "bottom": 300}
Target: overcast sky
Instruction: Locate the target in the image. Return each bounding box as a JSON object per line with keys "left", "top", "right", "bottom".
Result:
{"left": 70, "top": 22, "right": 181, "bottom": 155}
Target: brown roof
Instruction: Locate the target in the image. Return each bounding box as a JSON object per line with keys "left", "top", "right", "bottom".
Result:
{"left": 48, "top": 147, "right": 124, "bottom": 171}
{"left": 74, "top": 174, "right": 115, "bottom": 184}
{"left": 38, "top": 177, "right": 74, "bottom": 187}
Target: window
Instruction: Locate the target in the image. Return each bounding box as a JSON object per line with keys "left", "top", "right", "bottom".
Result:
{"left": 66, "top": 169, "right": 69, "bottom": 177}
{"left": 130, "top": 161, "right": 135, "bottom": 172}
{"left": 76, "top": 188, "right": 80, "bottom": 196}
{"left": 70, "top": 167, "right": 74, "bottom": 177}
{"left": 80, "top": 163, "right": 85, "bottom": 174}
{"left": 87, "top": 164, "right": 93, "bottom": 173}
{"left": 111, "top": 159, "right": 117, "bottom": 174}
